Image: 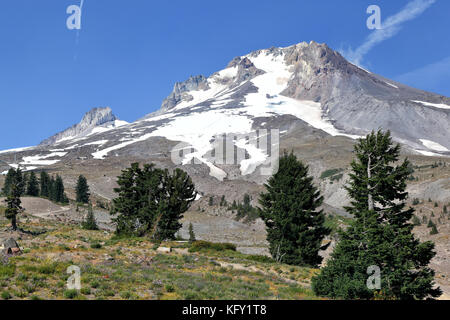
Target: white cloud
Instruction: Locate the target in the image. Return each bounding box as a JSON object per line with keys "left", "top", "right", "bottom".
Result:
{"left": 343, "top": 0, "right": 436, "bottom": 66}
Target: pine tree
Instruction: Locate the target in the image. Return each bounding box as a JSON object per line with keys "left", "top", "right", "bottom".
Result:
{"left": 111, "top": 163, "right": 196, "bottom": 239}
{"left": 76, "top": 175, "right": 90, "bottom": 204}
{"left": 40, "top": 171, "right": 51, "bottom": 198}
{"left": 54, "top": 175, "right": 68, "bottom": 204}
{"left": 2, "top": 169, "right": 15, "bottom": 196}
{"left": 312, "top": 130, "right": 441, "bottom": 300}
{"left": 259, "top": 151, "right": 330, "bottom": 267}
{"left": 5, "top": 168, "right": 25, "bottom": 230}
{"left": 412, "top": 215, "right": 421, "bottom": 226}
{"left": 26, "top": 172, "right": 40, "bottom": 196}
{"left": 430, "top": 225, "right": 438, "bottom": 235}
{"left": 49, "top": 176, "right": 56, "bottom": 201}
{"left": 82, "top": 202, "right": 98, "bottom": 230}
{"left": 188, "top": 222, "right": 196, "bottom": 243}
{"left": 154, "top": 168, "right": 197, "bottom": 240}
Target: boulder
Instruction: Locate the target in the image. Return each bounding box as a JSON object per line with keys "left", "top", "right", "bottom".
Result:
{"left": 2, "top": 238, "right": 21, "bottom": 255}
{"left": 156, "top": 247, "right": 171, "bottom": 254}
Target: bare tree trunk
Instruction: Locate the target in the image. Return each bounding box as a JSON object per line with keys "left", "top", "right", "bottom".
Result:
{"left": 11, "top": 215, "right": 17, "bottom": 231}
{"left": 367, "top": 156, "right": 374, "bottom": 211}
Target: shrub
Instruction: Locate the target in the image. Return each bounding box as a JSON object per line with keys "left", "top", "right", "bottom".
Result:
{"left": 412, "top": 215, "right": 421, "bottom": 226}
{"left": 1, "top": 291, "right": 12, "bottom": 300}
{"left": 80, "top": 287, "right": 91, "bottom": 295}
{"left": 320, "top": 168, "right": 343, "bottom": 180}
{"left": 189, "top": 241, "right": 236, "bottom": 252}
{"left": 245, "top": 255, "right": 274, "bottom": 264}
{"left": 90, "top": 242, "right": 102, "bottom": 249}
{"left": 0, "top": 264, "right": 16, "bottom": 278}
{"left": 430, "top": 225, "right": 439, "bottom": 235}
{"left": 64, "top": 289, "right": 79, "bottom": 299}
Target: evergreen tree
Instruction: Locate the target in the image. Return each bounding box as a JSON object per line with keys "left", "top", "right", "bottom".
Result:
{"left": 412, "top": 215, "right": 421, "bottom": 226}
{"left": 82, "top": 202, "right": 98, "bottom": 230}
{"left": 76, "top": 175, "right": 90, "bottom": 204}
{"left": 2, "top": 169, "right": 16, "bottom": 196}
{"left": 154, "top": 168, "right": 197, "bottom": 240}
{"left": 22, "top": 172, "right": 29, "bottom": 195}
{"left": 26, "top": 172, "right": 40, "bottom": 196}
{"left": 430, "top": 225, "right": 438, "bottom": 235}
{"left": 188, "top": 222, "right": 196, "bottom": 243}
{"left": 312, "top": 130, "right": 441, "bottom": 300}
{"left": 5, "top": 168, "right": 25, "bottom": 230}
{"left": 259, "top": 151, "right": 330, "bottom": 267}
{"left": 111, "top": 163, "right": 196, "bottom": 239}
{"left": 40, "top": 171, "right": 51, "bottom": 198}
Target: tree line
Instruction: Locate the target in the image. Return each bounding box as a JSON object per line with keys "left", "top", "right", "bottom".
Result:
{"left": 2, "top": 169, "right": 69, "bottom": 204}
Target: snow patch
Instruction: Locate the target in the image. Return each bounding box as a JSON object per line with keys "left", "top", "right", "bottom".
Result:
{"left": 20, "top": 152, "right": 67, "bottom": 166}
{"left": 0, "top": 146, "right": 34, "bottom": 155}
{"left": 412, "top": 100, "right": 450, "bottom": 110}
{"left": 92, "top": 133, "right": 154, "bottom": 159}
{"left": 419, "top": 139, "right": 449, "bottom": 152}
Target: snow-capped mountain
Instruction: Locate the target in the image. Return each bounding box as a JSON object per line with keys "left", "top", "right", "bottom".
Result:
{"left": 1, "top": 41, "right": 449, "bottom": 183}
{"left": 40, "top": 107, "right": 128, "bottom": 146}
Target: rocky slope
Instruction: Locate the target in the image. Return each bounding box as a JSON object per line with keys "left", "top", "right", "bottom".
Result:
{"left": 0, "top": 41, "right": 449, "bottom": 205}
{"left": 39, "top": 107, "right": 128, "bottom": 146}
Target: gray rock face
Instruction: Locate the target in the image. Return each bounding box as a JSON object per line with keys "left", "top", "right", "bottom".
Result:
{"left": 281, "top": 41, "right": 450, "bottom": 151}
{"left": 40, "top": 107, "right": 119, "bottom": 146}
{"left": 160, "top": 75, "right": 209, "bottom": 112}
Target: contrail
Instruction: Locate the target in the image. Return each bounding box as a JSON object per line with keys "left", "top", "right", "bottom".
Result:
{"left": 74, "top": 0, "right": 85, "bottom": 61}
{"left": 343, "top": 0, "right": 436, "bottom": 66}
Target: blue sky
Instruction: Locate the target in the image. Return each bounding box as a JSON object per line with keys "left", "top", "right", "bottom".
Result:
{"left": 0, "top": 0, "right": 449, "bottom": 150}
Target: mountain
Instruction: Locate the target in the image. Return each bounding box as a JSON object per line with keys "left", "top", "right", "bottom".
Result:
{"left": 39, "top": 107, "right": 128, "bottom": 146}
{"left": 1, "top": 41, "right": 449, "bottom": 202}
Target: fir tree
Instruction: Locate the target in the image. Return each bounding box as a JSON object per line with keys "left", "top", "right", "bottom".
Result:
{"left": 111, "top": 163, "right": 196, "bottom": 239}
{"left": 154, "top": 168, "right": 197, "bottom": 240}
{"left": 259, "top": 151, "right": 330, "bottom": 267}
{"left": 82, "top": 202, "right": 98, "bottom": 230}
{"left": 40, "top": 171, "right": 51, "bottom": 198}
{"left": 5, "top": 168, "right": 25, "bottom": 231}
{"left": 412, "top": 215, "right": 421, "bottom": 226}
{"left": 312, "top": 130, "right": 441, "bottom": 300}
{"left": 75, "top": 175, "right": 90, "bottom": 204}
{"left": 54, "top": 175, "right": 68, "bottom": 204}
{"left": 26, "top": 172, "right": 40, "bottom": 197}
{"left": 2, "top": 169, "right": 16, "bottom": 196}
{"left": 430, "top": 225, "right": 438, "bottom": 235}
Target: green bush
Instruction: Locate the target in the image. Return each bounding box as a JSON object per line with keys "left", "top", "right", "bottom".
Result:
{"left": 90, "top": 242, "right": 102, "bottom": 249}
{"left": 1, "top": 291, "right": 12, "bottom": 300}
{"left": 189, "top": 241, "right": 236, "bottom": 253}
{"left": 320, "top": 168, "right": 343, "bottom": 180}
{"left": 0, "top": 264, "right": 16, "bottom": 278}
{"left": 245, "top": 255, "right": 274, "bottom": 264}
{"left": 64, "top": 289, "right": 79, "bottom": 299}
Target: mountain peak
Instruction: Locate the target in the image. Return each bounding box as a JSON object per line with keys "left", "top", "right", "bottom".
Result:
{"left": 40, "top": 107, "right": 127, "bottom": 146}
